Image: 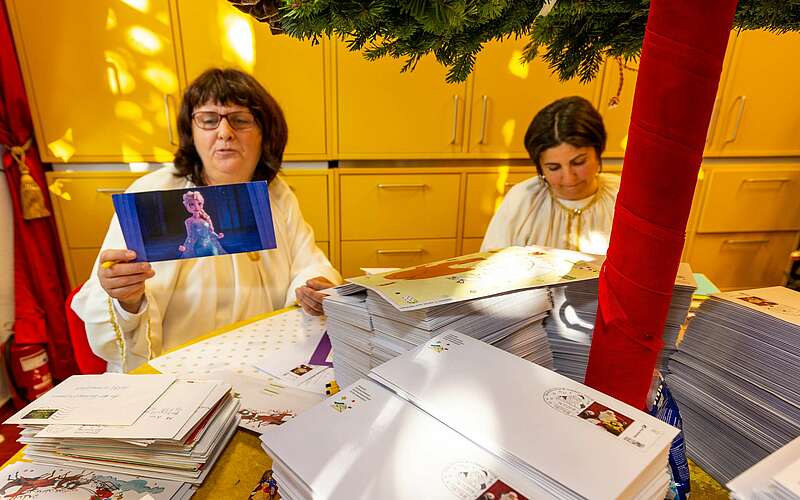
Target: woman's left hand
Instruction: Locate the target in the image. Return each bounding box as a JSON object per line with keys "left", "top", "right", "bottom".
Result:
{"left": 295, "top": 276, "right": 335, "bottom": 316}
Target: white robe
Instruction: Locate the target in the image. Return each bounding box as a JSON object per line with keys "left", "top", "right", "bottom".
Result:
{"left": 481, "top": 173, "right": 620, "bottom": 255}
{"left": 72, "top": 166, "right": 341, "bottom": 372}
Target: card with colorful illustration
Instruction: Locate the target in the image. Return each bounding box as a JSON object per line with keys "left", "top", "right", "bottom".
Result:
{"left": 0, "top": 462, "right": 191, "bottom": 499}
{"left": 346, "top": 246, "right": 604, "bottom": 311}
{"left": 113, "top": 181, "right": 276, "bottom": 262}
{"left": 207, "top": 371, "right": 324, "bottom": 433}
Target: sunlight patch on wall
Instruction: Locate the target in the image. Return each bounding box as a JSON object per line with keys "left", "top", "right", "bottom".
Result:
{"left": 127, "top": 26, "right": 163, "bottom": 56}
{"left": 221, "top": 13, "right": 255, "bottom": 72}
{"left": 120, "top": 0, "right": 149, "bottom": 14}
{"left": 507, "top": 50, "right": 529, "bottom": 80}
{"left": 142, "top": 64, "right": 178, "bottom": 94}
{"left": 47, "top": 129, "right": 76, "bottom": 162}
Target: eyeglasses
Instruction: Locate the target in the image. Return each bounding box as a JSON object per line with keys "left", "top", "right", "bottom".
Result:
{"left": 192, "top": 111, "right": 257, "bottom": 130}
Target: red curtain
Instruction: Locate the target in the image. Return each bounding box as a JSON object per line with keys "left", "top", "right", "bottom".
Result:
{"left": 584, "top": 0, "right": 738, "bottom": 409}
{"left": 0, "top": 1, "right": 77, "bottom": 379}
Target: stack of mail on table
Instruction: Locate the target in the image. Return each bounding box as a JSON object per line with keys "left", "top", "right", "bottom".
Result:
{"left": 261, "top": 330, "right": 679, "bottom": 500}
{"left": 325, "top": 246, "right": 604, "bottom": 387}
{"left": 729, "top": 436, "right": 800, "bottom": 500}
{"left": 4, "top": 374, "right": 238, "bottom": 488}
{"left": 545, "top": 262, "right": 696, "bottom": 382}
{"left": 667, "top": 286, "right": 800, "bottom": 483}
{"left": 148, "top": 309, "right": 333, "bottom": 433}
{"left": 0, "top": 461, "right": 194, "bottom": 499}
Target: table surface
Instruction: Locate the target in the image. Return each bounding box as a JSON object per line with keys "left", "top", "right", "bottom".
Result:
{"left": 3, "top": 307, "right": 729, "bottom": 498}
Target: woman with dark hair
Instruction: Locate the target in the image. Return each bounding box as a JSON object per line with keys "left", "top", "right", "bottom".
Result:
{"left": 481, "top": 96, "right": 620, "bottom": 254}
{"left": 72, "top": 68, "right": 340, "bottom": 372}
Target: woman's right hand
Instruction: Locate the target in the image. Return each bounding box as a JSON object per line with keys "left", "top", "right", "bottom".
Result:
{"left": 97, "top": 249, "right": 155, "bottom": 313}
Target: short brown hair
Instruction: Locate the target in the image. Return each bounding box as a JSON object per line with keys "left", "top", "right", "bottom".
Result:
{"left": 523, "top": 96, "right": 606, "bottom": 176}
{"left": 174, "top": 68, "right": 288, "bottom": 185}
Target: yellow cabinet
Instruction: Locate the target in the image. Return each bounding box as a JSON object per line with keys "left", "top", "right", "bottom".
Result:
{"left": 279, "top": 172, "right": 330, "bottom": 241}
{"left": 176, "top": 0, "right": 329, "bottom": 158}
{"left": 696, "top": 167, "right": 800, "bottom": 233}
{"left": 468, "top": 40, "right": 601, "bottom": 157}
{"left": 463, "top": 170, "right": 534, "bottom": 238}
{"left": 340, "top": 239, "right": 458, "bottom": 278}
{"left": 688, "top": 232, "right": 798, "bottom": 290}
{"left": 596, "top": 60, "right": 639, "bottom": 158}
{"left": 709, "top": 30, "right": 800, "bottom": 156}
{"left": 336, "top": 41, "right": 468, "bottom": 158}
{"left": 7, "top": 0, "right": 180, "bottom": 162}
{"left": 339, "top": 173, "right": 461, "bottom": 240}
{"left": 461, "top": 238, "right": 483, "bottom": 255}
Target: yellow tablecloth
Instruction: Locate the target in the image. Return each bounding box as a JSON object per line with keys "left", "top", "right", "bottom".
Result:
{"left": 3, "top": 307, "right": 729, "bottom": 498}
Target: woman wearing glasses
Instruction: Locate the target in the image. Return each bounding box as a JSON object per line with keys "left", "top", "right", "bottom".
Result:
{"left": 72, "top": 68, "right": 341, "bottom": 372}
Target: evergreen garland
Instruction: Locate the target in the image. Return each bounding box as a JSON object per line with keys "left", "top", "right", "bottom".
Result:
{"left": 227, "top": 0, "right": 800, "bottom": 83}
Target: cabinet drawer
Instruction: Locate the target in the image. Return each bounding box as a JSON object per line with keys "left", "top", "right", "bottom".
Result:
{"left": 340, "top": 239, "right": 457, "bottom": 278}
{"left": 70, "top": 248, "right": 101, "bottom": 288}
{"left": 340, "top": 174, "right": 460, "bottom": 240}
{"left": 698, "top": 168, "right": 800, "bottom": 232}
{"left": 280, "top": 173, "right": 329, "bottom": 240}
{"left": 687, "top": 232, "right": 798, "bottom": 290}
{"left": 461, "top": 237, "right": 483, "bottom": 255}
{"left": 53, "top": 176, "right": 141, "bottom": 248}
{"left": 463, "top": 172, "right": 534, "bottom": 237}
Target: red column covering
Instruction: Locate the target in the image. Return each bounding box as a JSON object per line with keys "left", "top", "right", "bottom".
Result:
{"left": 584, "top": 0, "right": 738, "bottom": 409}
{"left": 0, "top": 2, "right": 77, "bottom": 379}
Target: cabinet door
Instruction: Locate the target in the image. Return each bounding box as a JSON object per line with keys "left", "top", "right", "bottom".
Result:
{"left": 709, "top": 30, "right": 800, "bottom": 156}
{"left": 463, "top": 172, "right": 534, "bottom": 238}
{"left": 279, "top": 172, "right": 330, "bottom": 241}
{"left": 340, "top": 239, "right": 458, "bottom": 278}
{"left": 177, "top": 0, "right": 328, "bottom": 158}
{"left": 336, "top": 41, "right": 467, "bottom": 158}
{"left": 468, "top": 40, "right": 600, "bottom": 156}
{"left": 8, "top": 0, "right": 180, "bottom": 162}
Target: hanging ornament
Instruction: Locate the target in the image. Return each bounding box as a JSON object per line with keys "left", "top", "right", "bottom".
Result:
{"left": 6, "top": 138, "right": 51, "bottom": 220}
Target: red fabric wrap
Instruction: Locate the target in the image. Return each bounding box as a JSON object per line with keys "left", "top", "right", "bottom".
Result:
{"left": 1, "top": 2, "right": 77, "bottom": 378}
{"left": 584, "top": 0, "right": 738, "bottom": 409}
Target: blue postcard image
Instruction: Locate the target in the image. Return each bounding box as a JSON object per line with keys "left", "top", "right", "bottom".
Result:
{"left": 112, "top": 181, "right": 276, "bottom": 263}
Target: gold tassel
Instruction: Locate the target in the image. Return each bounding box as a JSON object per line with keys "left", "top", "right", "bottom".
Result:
{"left": 6, "top": 139, "right": 51, "bottom": 220}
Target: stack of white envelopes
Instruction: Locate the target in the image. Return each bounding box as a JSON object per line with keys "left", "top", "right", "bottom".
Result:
{"left": 261, "top": 330, "right": 679, "bottom": 500}
{"left": 325, "top": 286, "right": 553, "bottom": 387}
{"left": 728, "top": 436, "right": 800, "bottom": 499}
{"left": 545, "top": 263, "right": 696, "bottom": 382}
{"left": 324, "top": 246, "right": 604, "bottom": 387}
{"left": 5, "top": 374, "right": 238, "bottom": 486}
{"left": 667, "top": 286, "right": 800, "bottom": 483}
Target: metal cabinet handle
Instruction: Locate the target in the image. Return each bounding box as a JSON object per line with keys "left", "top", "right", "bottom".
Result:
{"left": 742, "top": 177, "right": 791, "bottom": 184}
{"left": 376, "top": 183, "right": 428, "bottom": 189}
{"left": 164, "top": 94, "right": 178, "bottom": 146}
{"left": 725, "top": 95, "right": 746, "bottom": 143}
{"left": 478, "top": 95, "right": 489, "bottom": 144}
{"left": 376, "top": 249, "right": 424, "bottom": 255}
{"left": 96, "top": 188, "right": 126, "bottom": 194}
{"left": 450, "top": 95, "right": 459, "bottom": 145}
{"left": 722, "top": 239, "right": 769, "bottom": 245}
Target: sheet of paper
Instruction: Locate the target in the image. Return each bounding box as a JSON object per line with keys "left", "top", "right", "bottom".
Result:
{"left": 149, "top": 308, "right": 326, "bottom": 379}
{"left": 35, "top": 380, "right": 219, "bottom": 440}
{"left": 253, "top": 330, "right": 330, "bottom": 385}
{"left": 347, "top": 246, "right": 603, "bottom": 311}
{"left": 208, "top": 371, "right": 324, "bottom": 433}
{"left": 5, "top": 374, "right": 175, "bottom": 426}
{"left": 0, "top": 462, "right": 185, "bottom": 499}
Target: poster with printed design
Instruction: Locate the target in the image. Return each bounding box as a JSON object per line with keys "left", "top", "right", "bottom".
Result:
{"left": 0, "top": 462, "right": 186, "bottom": 499}
{"left": 347, "top": 246, "right": 603, "bottom": 311}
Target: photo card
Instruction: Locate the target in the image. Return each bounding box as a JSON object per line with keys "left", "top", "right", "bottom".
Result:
{"left": 113, "top": 181, "right": 276, "bottom": 262}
